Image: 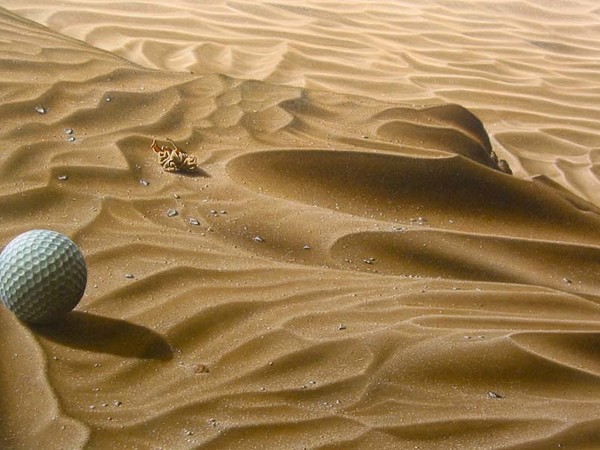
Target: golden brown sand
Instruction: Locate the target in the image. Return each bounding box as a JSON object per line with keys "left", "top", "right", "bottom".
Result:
{"left": 1, "top": 1, "right": 600, "bottom": 449}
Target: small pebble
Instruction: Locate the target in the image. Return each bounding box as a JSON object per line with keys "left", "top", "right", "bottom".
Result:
{"left": 173, "top": 193, "right": 180, "bottom": 199}
{"left": 57, "top": 175, "right": 68, "bottom": 181}
{"left": 167, "top": 209, "right": 178, "bottom": 217}
{"left": 124, "top": 273, "right": 134, "bottom": 279}
{"left": 113, "top": 400, "right": 122, "bottom": 407}
{"left": 139, "top": 179, "right": 149, "bottom": 186}
{"left": 303, "top": 245, "right": 311, "bottom": 250}
{"left": 194, "top": 364, "right": 210, "bottom": 374}
{"left": 67, "top": 136, "right": 76, "bottom": 142}
{"left": 105, "top": 95, "right": 112, "bottom": 102}
{"left": 338, "top": 323, "right": 347, "bottom": 331}
{"left": 188, "top": 218, "right": 200, "bottom": 226}
{"left": 35, "top": 106, "right": 47, "bottom": 114}
{"left": 487, "top": 391, "right": 503, "bottom": 399}
{"left": 562, "top": 277, "right": 572, "bottom": 285}
{"left": 64, "top": 128, "right": 73, "bottom": 134}
{"left": 363, "top": 257, "right": 376, "bottom": 264}
{"left": 253, "top": 236, "right": 265, "bottom": 243}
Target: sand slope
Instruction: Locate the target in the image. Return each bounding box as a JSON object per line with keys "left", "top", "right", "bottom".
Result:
{"left": 4, "top": 0, "right": 600, "bottom": 206}
{"left": 1, "top": 2, "right": 600, "bottom": 449}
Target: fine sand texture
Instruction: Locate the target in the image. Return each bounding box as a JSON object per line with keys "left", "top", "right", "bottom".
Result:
{"left": 1, "top": 1, "right": 600, "bottom": 449}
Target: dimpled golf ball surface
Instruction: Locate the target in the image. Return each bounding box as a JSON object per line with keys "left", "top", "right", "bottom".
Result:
{"left": 0, "top": 229, "right": 87, "bottom": 323}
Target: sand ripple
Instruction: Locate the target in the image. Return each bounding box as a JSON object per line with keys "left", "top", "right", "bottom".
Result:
{"left": 1, "top": 2, "right": 600, "bottom": 449}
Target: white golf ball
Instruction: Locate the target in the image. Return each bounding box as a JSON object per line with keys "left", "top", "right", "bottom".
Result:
{"left": 0, "top": 229, "right": 87, "bottom": 324}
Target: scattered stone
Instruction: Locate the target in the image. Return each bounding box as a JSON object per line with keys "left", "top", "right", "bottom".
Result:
{"left": 562, "top": 277, "right": 572, "bottom": 285}
{"left": 303, "top": 245, "right": 311, "bottom": 250}
{"left": 64, "top": 128, "right": 73, "bottom": 135}
{"left": 139, "top": 179, "right": 149, "bottom": 186}
{"left": 194, "top": 364, "right": 210, "bottom": 374}
{"left": 363, "top": 257, "right": 376, "bottom": 264}
{"left": 253, "top": 236, "right": 265, "bottom": 243}
{"left": 487, "top": 391, "right": 503, "bottom": 399}
{"left": 57, "top": 175, "right": 68, "bottom": 181}
{"left": 67, "top": 136, "right": 76, "bottom": 142}
{"left": 35, "top": 106, "right": 47, "bottom": 114}
{"left": 338, "top": 323, "right": 347, "bottom": 331}
{"left": 183, "top": 429, "right": 193, "bottom": 436}
{"left": 105, "top": 95, "right": 112, "bottom": 102}
{"left": 498, "top": 160, "right": 512, "bottom": 174}
{"left": 188, "top": 218, "right": 200, "bottom": 226}
{"left": 113, "top": 400, "right": 122, "bottom": 407}
{"left": 167, "top": 209, "right": 178, "bottom": 217}
{"left": 124, "top": 273, "right": 134, "bottom": 279}
{"left": 173, "top": 193, "right": 180, "bottom": 199}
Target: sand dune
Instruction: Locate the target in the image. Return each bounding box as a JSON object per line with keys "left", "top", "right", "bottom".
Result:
{"left": 1, "top": 2, "right": 600, "bottom": 449}
{"left": 4, "top": 0, "right": 600, "bottom": 204}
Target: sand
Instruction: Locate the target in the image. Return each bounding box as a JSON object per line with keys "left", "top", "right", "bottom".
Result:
{"left": 1, "top": 1, "right": 600, "bottom": 449}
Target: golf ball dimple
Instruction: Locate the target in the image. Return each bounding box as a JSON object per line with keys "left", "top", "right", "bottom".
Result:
{"left": 0, "top": 229, "right": 87, "bottom": 324}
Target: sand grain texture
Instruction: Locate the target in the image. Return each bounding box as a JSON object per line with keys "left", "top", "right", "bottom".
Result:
{"left": 1, "top": 1, "right": 600, "bottom": 449}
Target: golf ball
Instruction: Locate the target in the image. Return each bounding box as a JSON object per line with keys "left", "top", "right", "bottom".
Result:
{"left": 0, "top": 229, "right": 87, "bottom": 324}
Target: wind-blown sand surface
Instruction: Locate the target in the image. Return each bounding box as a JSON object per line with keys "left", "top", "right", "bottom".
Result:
{"left": 1, "top": 1, "right": 600, "bottom": 449}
